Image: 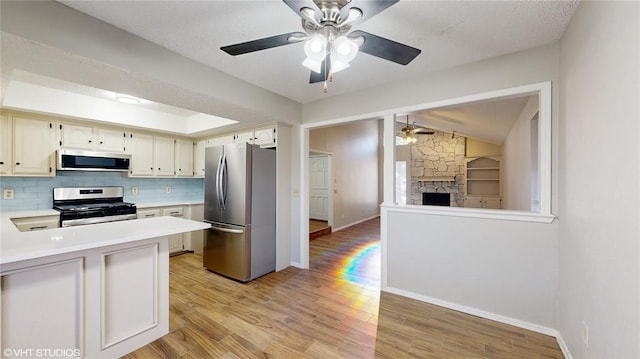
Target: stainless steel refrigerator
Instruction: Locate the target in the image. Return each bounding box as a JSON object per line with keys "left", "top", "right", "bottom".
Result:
{"left": 203, "top": 142, "right": 276, "bottom": 282}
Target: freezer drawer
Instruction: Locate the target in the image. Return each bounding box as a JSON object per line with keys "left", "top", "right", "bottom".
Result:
{"left": 204, "top": 223, "right": 250, "bottom": 282}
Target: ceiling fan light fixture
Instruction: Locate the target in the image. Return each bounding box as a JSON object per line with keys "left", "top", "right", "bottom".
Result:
{"left": 333, "top": 36, "right": 359, "bottom": 63}
{"left": 302, "top": 57, "right": 323, "bottom": 73}
{"left": 304, "top": 34, "right": 327, "bottom": 60}
{"left": 329, "top": 57, "right": 350, "bottom": 73}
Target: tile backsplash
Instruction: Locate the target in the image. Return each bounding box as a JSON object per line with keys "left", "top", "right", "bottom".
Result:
{"left": 0, "top": 172, "right": 204, "bottom": 212}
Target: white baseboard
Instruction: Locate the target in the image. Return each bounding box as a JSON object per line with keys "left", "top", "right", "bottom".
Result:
{"left": 383, "top": 286, "right": 570, "bottom": 353}
{"left": 288, "top": 261, "right": 304, "bottom": 269}
{"left": 555, "top": 332, "right": 573, "bottom": 359}
{"left": 332, "top": 214, "right": 380, "bottom": 232}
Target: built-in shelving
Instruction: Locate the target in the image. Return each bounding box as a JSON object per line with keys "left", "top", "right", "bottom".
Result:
{"left": 464, "top": 156, "right": 502, "bottom": 209}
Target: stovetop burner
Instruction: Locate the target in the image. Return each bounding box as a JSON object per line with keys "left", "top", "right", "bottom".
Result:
{"left": 53, "top": 187, "right": 137, "bottom": 227}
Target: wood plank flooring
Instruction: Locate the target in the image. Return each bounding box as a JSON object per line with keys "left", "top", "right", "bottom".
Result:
{"left": 309, "top": 219, "right": 331, "bottom": 240}
{"left": 123, "top": 217, "right": 563, "bottom": 358}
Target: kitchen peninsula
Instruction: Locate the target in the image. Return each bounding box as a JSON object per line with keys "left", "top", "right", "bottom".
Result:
{"left": 0, "top": 215, "right": 209, "bottom": 358}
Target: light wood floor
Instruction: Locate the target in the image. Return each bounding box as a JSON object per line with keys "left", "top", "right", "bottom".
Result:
{"left": 123, "top": 217, "right": 563, "bottom": 358}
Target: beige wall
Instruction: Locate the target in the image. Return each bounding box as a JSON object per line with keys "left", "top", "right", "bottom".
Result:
{"left": 465, "top": 138, "right": 503, "bottom": 157}
{"left": 310, "top": 119, "right": 381, "bottom": 230}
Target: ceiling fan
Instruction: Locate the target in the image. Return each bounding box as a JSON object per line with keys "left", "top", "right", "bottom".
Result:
{"left": 220, "top": 0, "right": 421, "bottom": 89}
{"left": 397, "top": 116, "right": 434, "bottom": 144}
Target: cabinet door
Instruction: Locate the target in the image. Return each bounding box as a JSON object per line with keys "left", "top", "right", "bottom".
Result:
{"left": 193, "top": 140, "right": 206, "bottom": 177}
{"left": 254, "top": 128, "right": 276, "bottom": 146}
{"left": 97, "top": 128, "right": 126, "bottom": 153}
{"left": 60, "top": 123, "right": 94, "bottom": 150}
{"left": 464, "top": 196, "right": 483, "bottom": 208}
{"left": 127, "top": 132, "right": 154, "bottom": 176}
{"left": 0, "top": 115, "right": 12, "bottom": 175}
{"left": 483, "top": 197, "right": 502, "bottom": 209}
{"left": 1, "top": 259, "right": 83, "bottom": 356}
{"left": 206, "top": 135, "right": 234, "bottom": 147}
{"left": 154, "top": 136, "right": 175, "bottom": 176}
{"left": 12, "top": 117, "right": 54, "bottom": 175}
{"left": 234, "top": 131, "right": 254, "bottom": 144}
{"left": 162, "top": 208, "right": 184, "bottom": 253}
{"left": 175, "top": 139, "right": 194, "bottom": 177}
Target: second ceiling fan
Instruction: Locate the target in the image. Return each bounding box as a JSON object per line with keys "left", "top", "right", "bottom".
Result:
{"left": 221, "top": 0, "right": 421, "bottom": 88}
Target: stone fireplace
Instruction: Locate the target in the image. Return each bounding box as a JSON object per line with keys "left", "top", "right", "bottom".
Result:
{"left": 409, "top": 130, "right": 466, "bottom": 206}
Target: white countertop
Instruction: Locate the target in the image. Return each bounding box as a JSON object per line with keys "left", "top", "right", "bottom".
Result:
{"left": 135, "top": 201, "right": 204, "bottom": 209}
{"left": 0, "top": 216, "right": 210, "bottom": 266}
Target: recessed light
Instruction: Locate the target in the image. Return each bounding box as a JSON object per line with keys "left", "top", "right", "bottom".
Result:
{"left": 115, "top": 93, "right": 141, "bottom": 104}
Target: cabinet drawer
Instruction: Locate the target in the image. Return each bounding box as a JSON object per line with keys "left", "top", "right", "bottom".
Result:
{"left": 162, "top": 207, "right": 183, "bottom": 217}
{"left": 137, "top": 209, "right": 162, "bottom": 219}
{"left": 11, "top": 216, "right": 60, "bottom": 232}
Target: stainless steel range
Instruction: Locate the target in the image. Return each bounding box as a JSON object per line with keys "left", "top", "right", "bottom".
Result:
{"left": 53, "top": 186, "right": 137, "bottom": 227}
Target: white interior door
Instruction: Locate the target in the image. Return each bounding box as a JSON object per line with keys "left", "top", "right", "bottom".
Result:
{"left": 309, "top": 155, "right": 330, "bottom": 221}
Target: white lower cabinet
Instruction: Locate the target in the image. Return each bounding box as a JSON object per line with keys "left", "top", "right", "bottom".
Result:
{"left": 139, "top": 207, "right": 185, "bottom": 254}
{"left": 11, "top": 215, "right": 60, "bottom": 232}
{"left": 162, "top": 207, "right": 185, "bottom": 254}
{"left": 0, "top": 238, "right": 169, "bottom": 359}
{"left": 1, "top": 259, "right": 84, "bottom": 356}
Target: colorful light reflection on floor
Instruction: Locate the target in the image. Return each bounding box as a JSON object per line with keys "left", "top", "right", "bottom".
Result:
{"left": 335, "top": 240, "right": 381, "bottom": 288}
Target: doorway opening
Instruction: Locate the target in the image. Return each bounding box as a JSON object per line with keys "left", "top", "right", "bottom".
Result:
{"left": 309, "top": 151, "right": 333, "bottom": 239}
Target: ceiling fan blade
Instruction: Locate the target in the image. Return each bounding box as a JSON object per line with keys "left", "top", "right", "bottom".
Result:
{"left": 282, "top": 0, "right": 321, "bottom": 18}
{"left": 340, "top": 0, "right": 398, "bottom": 26}
{"left": 221, "top": 32, "right": 306, "bottom": 56}
{"left": 414, "top": 128, "right": 435, "bottom": 135}
{"left": 309, "top": 55, "right": 330, "bottom": 84}
{"left": 349, "top": 30, "right": 421, "bottom": 65}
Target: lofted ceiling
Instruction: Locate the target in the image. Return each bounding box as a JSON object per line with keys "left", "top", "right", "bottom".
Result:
{"left": 57, "top": 0, "right": 579, "bottom": 104}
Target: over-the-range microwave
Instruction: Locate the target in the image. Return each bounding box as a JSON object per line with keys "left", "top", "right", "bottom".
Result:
{"left": 57, "top": 149, "right": 131, "bottom": 171}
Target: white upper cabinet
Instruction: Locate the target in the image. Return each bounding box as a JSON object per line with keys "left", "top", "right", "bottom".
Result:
{"left": 127, "top": 132, "right": 154, "bottom": 176}
{"left": 175, "top": 139, "right": 194, "bottom": 177}
{"left": 96, "top": 128, "right": 126, "bottom": 152}
{"left": 193, "top": 140, "right": 206, "bottom": 178}
{"left": 206, "top": 135, "right": 234, "bottom": 148}
{"left": 12, "top": 116, "right": 55, "bottom": 176}
{"left": 234, "top": 131, "right": 254, "bottom": 144}
{"left": 59, "top": 123, "right": 94, "bottom": 150}
{"left": 253, "top": 128, "right": 276, "bottom": 147}
{"left": 60, "top": 123, "right": 125, "bottom": 152}
{"left": 0, "top": 115, "right": 12, "bottom": 175}
{"left": 154, "top": 136, "right": 175, "bottom": 176}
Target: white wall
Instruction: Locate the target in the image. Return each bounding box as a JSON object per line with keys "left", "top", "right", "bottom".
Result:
{"left": 558, "top": 2, "right": 640, "bottom": 357}
{"left": 299, "top": 43, "right": 561, "bottom": 329}
{"left": 309, "top": 119, "right": 381, "bottom": 230}
{"left": 385, "top": 208, "right": 558, "bottom": 329}
{"left": 503, "top": 96, "right": 539, "bottom": 210}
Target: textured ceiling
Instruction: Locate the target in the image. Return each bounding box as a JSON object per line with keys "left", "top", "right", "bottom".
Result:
{"left": 58, "top": 0, "right": 579, "bottom": 104}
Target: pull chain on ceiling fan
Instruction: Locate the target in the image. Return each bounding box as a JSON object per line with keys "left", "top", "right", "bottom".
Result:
{"left": 220, "top": 0, "right": 422, "bottom": 92}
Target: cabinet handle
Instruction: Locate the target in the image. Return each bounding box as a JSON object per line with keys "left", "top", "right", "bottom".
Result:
{"left": 88, "top": 140, "right": 92, "bottom": 143}
{"left": 29, "top": 226, "right": 48, "bottom": 231}
{"left": 15, "top": 162, "right": 20, "bottom": 165}
{"left": 144, "top": 214, "right": 156, "bottom": 217}
{"left": 0, "top": 161, "right": 3, "bottom": 165}
{"left": 100, "top": 141, "right": 103, "bottom": 144}
{"left": 150, "top": 167, "right": 153, "bottom": 170}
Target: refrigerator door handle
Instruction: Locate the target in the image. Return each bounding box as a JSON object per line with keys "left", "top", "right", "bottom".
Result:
{"left": 210, "top": 225, "right": 244, "bottom": 234}
{"left": 215, "top": 153, "right": 224, "bottom": 210}
{"left": 221, "top": 153, "right": 228, "bottom": 210}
